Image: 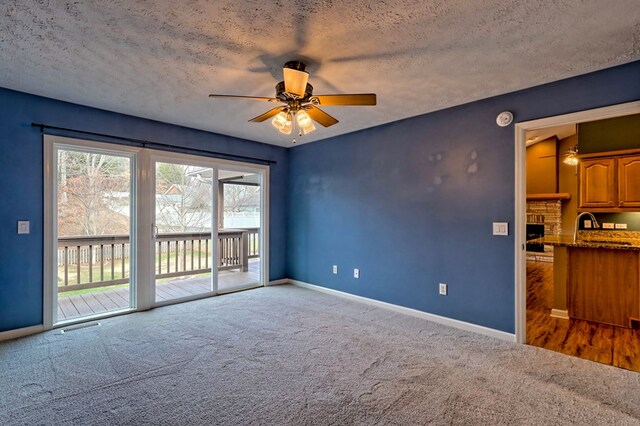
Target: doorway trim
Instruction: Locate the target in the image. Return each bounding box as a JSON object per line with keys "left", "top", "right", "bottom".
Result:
{"left": 514, "top": 100, "right": 640, "bottom": 344}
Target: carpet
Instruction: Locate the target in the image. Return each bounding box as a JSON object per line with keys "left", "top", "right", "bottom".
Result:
{"left": 1, "top": 285, "right": 639, "bottom": 425}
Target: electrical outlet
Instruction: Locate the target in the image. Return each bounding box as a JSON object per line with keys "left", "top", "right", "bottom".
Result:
{"left": 17, "top": 220, "right": 30, "bottom": 234}
{"left": 584, "top": 220, "right": 592, "bottom": 229}
{"left": 332, "top": 265, "right": 338, "bottom": 274}
{"left": 439, "top": 283, "right": 448, "bottom": 296}
{"left": 353, "top": 268, "right": 360, "bottom": 279}
{"left": 492, "top": 222, "right": 509, "bottom": 236}
{"left": 615, "top": 223, "right": 627, "bottom": 229}
{"left": 603, "top": 223, "right": 615, "bottom": 229}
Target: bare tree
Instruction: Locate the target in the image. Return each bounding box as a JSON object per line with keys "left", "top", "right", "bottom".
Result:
{"left": 223, "top": 184, "right": 260, "bottom": 213}
{"left": 155, "top": 164, "right": 212, "bottom": 232}
{"left": 57, "top": 151, "right": 130, "bottom": 236}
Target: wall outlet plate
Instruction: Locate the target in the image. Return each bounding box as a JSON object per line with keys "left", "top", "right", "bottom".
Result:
{"left": 17, "top": 220, "right": 30, "bottom": 234}
{"left": 583, "top": 220, "right": 592, "bottom": 229}
{"left": 602, "top": 223, "right": 615, "bottom": 229}
{"left": 492, "top": 222, "right": 509, "bottom": 236}
{"left": 332, "top": 265, "right": 338, "bottom": 274}
{"left": 439, "top": 283, "right": 448, "bottom": 296}
{"left": 353, "top": 268, "right": 360, "bottom": 279}
{"left": 615, "top": 223, "right": 627, "bottom": 229}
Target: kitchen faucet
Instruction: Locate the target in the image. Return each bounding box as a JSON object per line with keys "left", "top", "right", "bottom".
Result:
{"left": 573, "top": 212, "right": 599, "bottom": 242}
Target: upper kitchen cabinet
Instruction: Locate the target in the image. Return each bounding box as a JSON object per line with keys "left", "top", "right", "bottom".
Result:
{"left": 579, "top": 153, "right": 640, "bottom": 211}
{"left": 579, "top": 158, "right": 615, "bottom": 209}
{"left": 618, "top": 155, "right": 640, "bottom": 208}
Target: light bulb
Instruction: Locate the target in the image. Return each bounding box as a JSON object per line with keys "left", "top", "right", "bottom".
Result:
{"left": 563, "top": 145, "right": 579, "bottom": 166}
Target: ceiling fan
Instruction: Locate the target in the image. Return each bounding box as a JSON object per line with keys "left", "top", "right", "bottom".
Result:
{"left": 209, "top": 61, "right": 377, "bottom": 143}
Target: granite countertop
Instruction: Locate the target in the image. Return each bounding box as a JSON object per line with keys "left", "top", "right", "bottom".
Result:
{"left": 530, "top": 231, "right": 640, "bottom": 251}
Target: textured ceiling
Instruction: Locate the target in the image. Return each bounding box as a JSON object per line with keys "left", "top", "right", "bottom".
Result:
{"left": 1, "top": 1, "right": 639, "bottom": 147}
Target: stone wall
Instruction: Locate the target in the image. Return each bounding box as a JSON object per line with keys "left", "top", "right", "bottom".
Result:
{"left": 526, "top": 200, "right": 563, "bottom": 262}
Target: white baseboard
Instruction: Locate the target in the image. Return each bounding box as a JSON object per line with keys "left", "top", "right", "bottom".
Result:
{"left": 0, "top": 324, "right": 44, "bottom": 342}
{"left": 550, "top": 309, "right": 569, "bottom": 320}
{"left": 266, "top": 278, "right": 289, "bottom": 286}
{"left": 289, "top": 279, "right": 516, "bottom": 342}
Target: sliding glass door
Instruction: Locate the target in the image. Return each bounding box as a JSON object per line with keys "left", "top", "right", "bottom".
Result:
{"left": 153, "top": 160, "right": 216, "bottom": 303}
{"left": 45, "top": 135, "right": 268, "bottom": 327}
{"left": 53, "top": 145, "right": 135, "bottom": 323}
{"left": 217, "top": 168, "right": 262, "bottom": 292}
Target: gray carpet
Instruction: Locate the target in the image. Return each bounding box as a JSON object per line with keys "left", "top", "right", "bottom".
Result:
{"left": 1, "top": 285, "right": 639, "bottom": 425}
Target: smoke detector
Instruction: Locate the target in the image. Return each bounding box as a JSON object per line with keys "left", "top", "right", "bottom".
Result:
{"left": 496, "top": 111, "right": 514, "bottom": 127}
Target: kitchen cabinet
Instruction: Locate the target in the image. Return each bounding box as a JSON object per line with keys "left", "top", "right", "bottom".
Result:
{"left": 530, "top": 235, "right": 640, "bottom": 327}
{"left": 618, "top": 155, "right": 640, "bottom": 208}
{"left": 579, "top": 158, "right": 615, "bottom": 209}
{"left": 567, "top": 247, "right": 639, "bottom": 327}
{"left": 578, "top": 153, "right": 640, "bottom": 211}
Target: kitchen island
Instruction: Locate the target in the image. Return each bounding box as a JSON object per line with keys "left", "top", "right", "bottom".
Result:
{"left": 530, "top": 233, "right": 640, "bottom": 328}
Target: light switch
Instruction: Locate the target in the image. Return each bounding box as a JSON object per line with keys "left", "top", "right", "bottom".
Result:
{"left": 18, "top": 220, "right": 30, "bottom": 234}
{"left": 493, "top": 222, "right": 509, "bottom": 236}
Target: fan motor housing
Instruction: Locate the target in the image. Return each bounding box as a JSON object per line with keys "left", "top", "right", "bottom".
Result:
{"left": 284, "top": 60, "right": 306, "bottom": 72}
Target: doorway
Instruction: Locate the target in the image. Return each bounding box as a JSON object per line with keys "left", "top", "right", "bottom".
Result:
{"left": 515, "top": 101, "right": 640, "bottom": 369}
{"left": 44, "top": 135, "right": 269, "bottom": 327}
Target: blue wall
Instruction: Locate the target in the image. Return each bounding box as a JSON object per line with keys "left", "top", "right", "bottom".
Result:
{"left": 0, "top": 88, "right": 288, "bottom": 332}
{"left": 287, "top": 61, "right": 640, "bottom": 333}
{"left": 2, "top": 61, "right": 639, "bottom": 335}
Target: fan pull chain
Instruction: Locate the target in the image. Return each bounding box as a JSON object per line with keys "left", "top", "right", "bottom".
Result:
{"left": 292, "top": 111, "right": 298, "bottom": 144}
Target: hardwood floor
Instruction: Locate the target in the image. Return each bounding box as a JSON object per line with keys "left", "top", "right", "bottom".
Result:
{"left": 527, "top": 260, "right": 640, "bottom": 372}
{"left": 57, "top": 259, "right": 261, "bottom": 321}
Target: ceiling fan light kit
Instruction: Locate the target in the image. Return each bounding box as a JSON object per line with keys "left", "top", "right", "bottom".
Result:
{"left": 271, "top": 110, "right": 316, "bottom": 143}
{"left": 209, "top": 61, "right": 377, "bottom": 143}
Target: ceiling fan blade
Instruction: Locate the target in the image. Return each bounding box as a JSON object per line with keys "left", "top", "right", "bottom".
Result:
{"left": 248, "top": 106, "right": 287, "bottom": 123}
{"left": 312, "top": 94, "right": 377, "bottom": 106}
{"left": 283, "top": 67, "right": 309, "bottom": 97}
{"left": 209, "top": 94, "right": 280, "bottom": 102}
{"left": 306, "top": 105, "right": 339, "bottom": 127}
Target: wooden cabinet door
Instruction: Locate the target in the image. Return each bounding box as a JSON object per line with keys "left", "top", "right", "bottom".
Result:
{"left": 567, "top": 248, "right": 639, "bottom": 327}
{"left": 618, "top": 155, "right": 640, "bottom": 209}
{"left": 579, "top": 158, "right": 615, "bottom": 208}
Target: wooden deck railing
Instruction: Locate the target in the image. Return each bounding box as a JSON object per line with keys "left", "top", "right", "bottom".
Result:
{"left": 57, "top": 228, "right": 259, "bottom": 293}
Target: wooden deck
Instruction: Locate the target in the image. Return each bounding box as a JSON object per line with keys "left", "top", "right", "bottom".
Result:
{"left": 57, "top": 259, "right": 261, "bottom": 321}
{"left": 527, "top": 260, "right": 640, "bottom": 372}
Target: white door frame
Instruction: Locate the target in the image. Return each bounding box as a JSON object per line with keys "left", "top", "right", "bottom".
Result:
{"left": 514, "top": 100, "right": 640, "bottom": 344}
{"left": 44, "top": 135, "right": 270, "bottom": 329}
{"left": 44, "top": 135, "right": 141, "bottom": 328}
{"left": 149, "top": 151, "right": 220, "bottom": 307}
